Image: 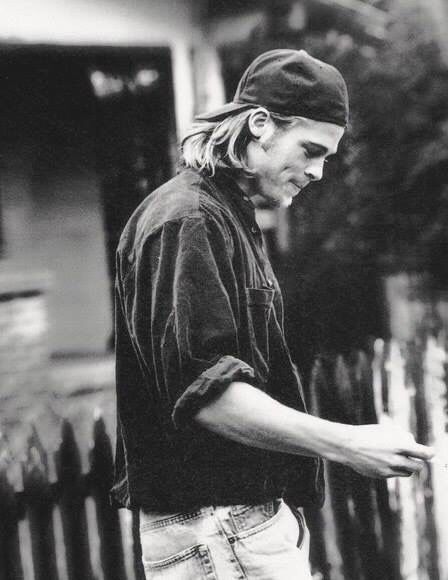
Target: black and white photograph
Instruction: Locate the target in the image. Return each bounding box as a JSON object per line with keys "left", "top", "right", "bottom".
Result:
{"left": 0, "top": 1, "right": 447, "bottom": 579}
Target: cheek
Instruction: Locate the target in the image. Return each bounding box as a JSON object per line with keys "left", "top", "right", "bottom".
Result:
{"left": 268, "top": 163, "right": 289, "bottom": 184}
{"left": 259, "top": 142, "right": 298, "bottom": 182}
{"left": 258, "top": 157, "right": 279, "bottom": 180}
{"left": 287, "top": 156, "right": 307, "bottom": 176}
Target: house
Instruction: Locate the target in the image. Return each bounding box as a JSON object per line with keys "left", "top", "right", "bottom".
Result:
{"left": 0, "top": 0, "right": 226, "bottom": 358}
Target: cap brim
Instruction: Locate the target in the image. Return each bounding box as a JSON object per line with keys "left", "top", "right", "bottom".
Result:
{"left": 195, "top": 101, "right": 254, "bottom": 122}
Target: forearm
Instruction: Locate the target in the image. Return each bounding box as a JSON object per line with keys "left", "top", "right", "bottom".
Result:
{"left": 194, "top": 380, "right": 435, "bottom": 478}
{"left": 194, "top": 380, "right": 353, "bottom": 463}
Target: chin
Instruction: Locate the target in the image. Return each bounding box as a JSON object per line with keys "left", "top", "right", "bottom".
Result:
{"left": 280, "top": 197, "right": 293, "bottom": 208}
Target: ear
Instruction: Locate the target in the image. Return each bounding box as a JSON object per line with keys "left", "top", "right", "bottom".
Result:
{"left": 247, "top": 108, "right": 274, "bottom": 139}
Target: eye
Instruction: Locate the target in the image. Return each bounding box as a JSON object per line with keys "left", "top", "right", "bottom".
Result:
{"left": 303, "top": 147, "right": 314, "bottom": 159}
{"left": 303, "top": 145, "right": 325, "bottom": 160}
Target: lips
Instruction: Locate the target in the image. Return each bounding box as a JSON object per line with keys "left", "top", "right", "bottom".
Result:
{"left": 293, "top": 181, "right": 311, "bottom": 194}
{"left": 290, "top": 182, "right": 303, "bottom": 195}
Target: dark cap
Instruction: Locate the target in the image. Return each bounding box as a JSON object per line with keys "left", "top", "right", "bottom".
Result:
{"left": 196, "top": 49, "right": 349, "bottom": 127}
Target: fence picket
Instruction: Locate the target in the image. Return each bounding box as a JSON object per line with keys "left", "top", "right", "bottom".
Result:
{"left": 55, "top": 419, "right": 94, "bottom": 580}
{"left": 372, "top": 340, "right": 402, "bottom": 580}
{"left": 386, "top": 341, "right": 421, "bottom": 580}
{"left": 402, "top": 339, "right": 437, "bottom": 580}
{"left": 306, "top": 357, "right": 344, "bottom": 580}
{"left": 307, "top": 357, "right": 344, "bottom": 580}
{"left": 331, "top": 355, "right": 365, "bottom": 580}
{"left": 89, "top": 415, "right": 126, "bottom": 580}
{"left": 354, "top": 350, "right": 378, "bottom": 424}
{"left": 22, "top": 425, "right": 58, "bottom": 580}
{"left": 0, "top": 465, "right": 24, "bottom": 580}
{"left": 423, "top": 336, "right": 448, "bottom": 580}
{"left": 348, "top": 352, "right": 388, "bottom": 580}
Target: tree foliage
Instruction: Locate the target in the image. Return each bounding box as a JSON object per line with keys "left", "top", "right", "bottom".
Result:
{"left": 298, "top": 0, "right": 448, "bottom": 276}
{"left": 281, "top": 0, "right": 448, "bottom": 364}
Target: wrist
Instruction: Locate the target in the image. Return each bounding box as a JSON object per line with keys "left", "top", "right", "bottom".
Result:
{"left": 321, "top": 422, "right": 356, "bottom": 465}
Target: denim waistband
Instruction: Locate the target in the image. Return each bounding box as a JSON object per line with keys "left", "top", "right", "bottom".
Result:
{"left": 139, "top": 498, "right": 281, "bottom": 535}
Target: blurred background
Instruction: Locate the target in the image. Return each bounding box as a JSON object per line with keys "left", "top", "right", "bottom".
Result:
{"left": 0, "top": 1, "right": 447, "bottom": 579}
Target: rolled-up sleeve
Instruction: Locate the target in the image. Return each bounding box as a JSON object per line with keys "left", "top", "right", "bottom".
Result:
{"left": 125, "top": 215, "right": 256, "bottom": 429}
{"left": 173, "top": 355, "right": 255, "bottom": 429}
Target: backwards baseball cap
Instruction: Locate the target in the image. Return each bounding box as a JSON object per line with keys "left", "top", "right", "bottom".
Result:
{"left": 196, "top": 49, "right": 349, "bottom": 127}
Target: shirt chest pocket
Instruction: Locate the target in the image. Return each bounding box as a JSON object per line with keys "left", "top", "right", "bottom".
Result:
{"left": 245, "top": 287, "right": 275, "bottom": 377}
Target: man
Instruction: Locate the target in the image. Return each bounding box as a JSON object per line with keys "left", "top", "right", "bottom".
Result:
{"left": 111, "top": 49, "right": 434, "bottom": 579}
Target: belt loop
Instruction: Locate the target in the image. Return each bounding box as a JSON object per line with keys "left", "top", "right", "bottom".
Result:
{"left": 264, "top": 499, "right": 275, "bottom": 517}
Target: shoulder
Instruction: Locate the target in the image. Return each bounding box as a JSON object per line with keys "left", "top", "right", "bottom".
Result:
{"left": 118, "top": 169, "right": 234, "bottom": 257}
{"left": 131, "top": 170, "right": 203, "bottom": 231}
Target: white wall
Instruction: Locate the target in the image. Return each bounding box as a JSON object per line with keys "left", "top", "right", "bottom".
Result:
{"left": 0, "top": 135, "right": 113, "bottom": 354}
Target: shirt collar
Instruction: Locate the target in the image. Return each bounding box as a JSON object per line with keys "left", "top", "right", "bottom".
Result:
{"left": 212, "top": 168, "right": 260, "bottom": 231}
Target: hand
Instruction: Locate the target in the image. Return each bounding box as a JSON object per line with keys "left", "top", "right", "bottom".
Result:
{"left": 341, "top": 422, "right": 435, "bottom": 479}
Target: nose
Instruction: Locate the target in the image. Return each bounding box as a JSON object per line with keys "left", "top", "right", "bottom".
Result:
{"left": 304, "top": 160, "right": 324, "bottom": 182}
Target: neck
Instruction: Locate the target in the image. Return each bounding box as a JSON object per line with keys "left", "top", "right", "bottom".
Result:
{"left": 231, "top": 171, "right": 260, "bottom": 200}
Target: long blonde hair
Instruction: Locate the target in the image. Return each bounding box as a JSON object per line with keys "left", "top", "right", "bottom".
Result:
{"left": 181, "top": 108, "right": 298, "bottom": 176}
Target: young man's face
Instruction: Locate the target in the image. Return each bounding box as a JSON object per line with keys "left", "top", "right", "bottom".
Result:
{"left": 246, "top": 115, "right": 345, "bottom": 207}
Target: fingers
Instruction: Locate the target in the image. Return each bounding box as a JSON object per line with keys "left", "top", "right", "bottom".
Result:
{"left": 390, "top": 456, "right": 426, "bottom": 477}
{"left": 379, "top": 420, "right": 434, "bottom": 461}
{"left": 398, "top": 443, "right": 435, "bottom": 461}
{"left": 349, "top": 423, "right": 435, "bottom": 480}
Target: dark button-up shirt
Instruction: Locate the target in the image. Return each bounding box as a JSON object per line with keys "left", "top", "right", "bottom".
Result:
{"left": 111, "top": 167, "right": 323, "bottom": 512}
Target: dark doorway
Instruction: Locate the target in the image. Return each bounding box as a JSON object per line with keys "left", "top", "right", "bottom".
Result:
{"left": 86, "top": 47, "right": 177, "bottom": 320}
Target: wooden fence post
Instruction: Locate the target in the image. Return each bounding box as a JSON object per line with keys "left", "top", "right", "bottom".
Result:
{"left": 89, "top": 415, "right": 126, "bottom": 580}
{"left": 22, "top": 425, "right": 59, "bottom": 580}
{"left": 307, "top": 357, "right": 343, "bottom": 580}
{"left": 422, "top": 335, "right": 448, "bottom": 579}
{"left": 384, "top": 340, "right": 421, "bottom": 580}
{"left": 404, "top": 339, "right": 440, "bottom": 580}
{"left": 55, "top": 419, "right": 94, "bottom": 580}
{"left": 346, "top": 351, "right": 388, "bottom": 580}
{"left": 0, "top": 465, "right": 24, "bottom": 580}
{"left": 372, "top": 340, "right": 401, "bottom": 580}
{"left": 329, "top": 354, "right": 364, "bottom": 580}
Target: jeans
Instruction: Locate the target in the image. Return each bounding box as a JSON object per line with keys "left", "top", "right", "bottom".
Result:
{"left": 139, "top": 498, "right": 312, "bottom": 579}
